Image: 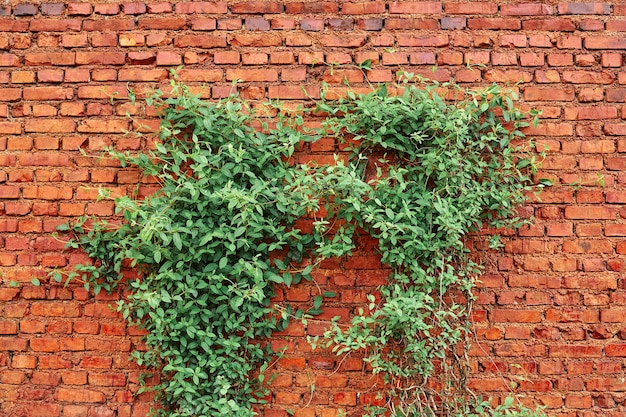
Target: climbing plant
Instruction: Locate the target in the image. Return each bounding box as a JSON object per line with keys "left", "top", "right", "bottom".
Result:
{"left": 311, "top": 78, "right": 544, "bottom": 417}
{"left": 44, "top": 76, "right": 545, "bottom": 417}
{"left": 51, "top": 80, "right": 363, "bottom": 417}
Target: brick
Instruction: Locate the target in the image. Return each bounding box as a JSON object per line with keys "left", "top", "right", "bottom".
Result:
{"left": 607, "top": 192, "right": 626, "bottom": 204}
{"left": 30, "top": 19, "right": 82, "bottom": 32}
{"left": 468, "top": 18, "right": 521, "bottom": 30}
{"left": 242, "top": 52, "right": 268, "bottom": 65}
{"left": 562, "top": 239, "right": 613, "bottom": 254}
{"left": 270, "top": 52, "right": 294, "bottom": 65}
{"left": 0, "top": 54, "right": 19, "bottom": 66}
{"left": 549, "top": 345, "right": 602, "bottom": 357}
{"left": 138, "top": 17, "right": 187, "bottom": 30}
{"left": 25, "top": 53, "right": 76, "bottom": 66}
{"left": 23, "top": 87, "right": 73, "bottom": 101}
{"left": 147, "top": 3, "right": 172, "bottom": 13}
{"left": 558, "top": 3, "right": 610, "bottom": 15}
{"left": 523, "top": 18, "right": 576, "bottom": 31}
{"left": 80, "top": 356, "right": 112, "bottom": 368}
{"left": 602, "top": 53, "right": 622, "bottom": 67}
{"left": 396, "top": 34, "right": 448, "bottom": 47}
{"left": 285, "top": 2, "right": 336, "bottom": 13}
{"left": 341, "top": 2, "right": 384, "bottom": 14}
{"left": 217, "top": 18, "right": 242, "bottom": 30}
{"left": 601, "top": 310, "right": 626, "bottom": 323}
{"left": 156, "top": 51, "right": 182, "bottom": 65}
{"left": 547, "top": 53, "right": 573, "bottom": 66}
{"left": 190, "top": 18, "right": 217, "bottom": 31}
{"left": 564, "top": 106, "right": 617, "bottom": 120}
{"left": 388, "top": 2, "right": 442, "bottom": 14}
{"left": 444, "top": 2, "right": 497, "bottom": 14}
{"left": 492, "top": 52, "right": 517, "bottom": 66}
{"left": 12, "top": 355, "right": 37, "bottom": 368}
{"left": 233, "top": 33, "right": 284, "bottom": 47}
{"left": 30, "top": 338, "right": 60, "bottom": 352}
{"left": 176, "top": 69, "right": 222, "bottom": 82}
{"left": 174, "top": 35, "right": 226, "bottom": 48}
{"left": 77, "top": 85, "right": 128, "bottom": 100}
{"left": 88, "top": 373, "right": 126, "bottom": 386}
{"left": 94, "top": 3, "right": 120, "bottom": 14}
{"left": 119, "top": 33, "right": 145, "bottom": 47}
{"left": 84, "top": 19, "right": 135, "bottom": 31}
{"left": 585, "top": 37, "right": 626, "bottom": 50}
{"left": 0, "top": 20, "right": 29, "bottom": 32}
{"left": 176, "top": 2, "right": 227, "bottom": 13}
{"left": 226, "top": 69, "right": 278, "bottom": 82}
{"left": 231, "top": 2, "right": 283, "bottom": 13}
{"left": 0, "top": 336, "right": 28, "bottom": 351}
{"left": 13, "top": 3, "right": 38, "bottom": 16}
{"left": 270, "top": 17, "right": 294, "bottom": 29}
{"left": 67, "top": 3, "right": 92, "bottom": 15}
{"left": 440, "top": 16, "right": 466, "bottom": 29}
{"left": 519, "top": 52, "right": 545, "bottom": 67}
{"left": 562, "top": 70, "right": 614, "bottom": 84}
{"left": 606, "top": 344, "right": 626, "bottom": 356}
{"left": 268, "top": 86, "right": 320, "bottom": 100}
{"left": 491, "top": 310, "right": 542, "bottom": 323}
{"left": 122, "top": 2, "right": 147, "bottom": 14}
{"left": 485, "top": 69, "right": 532, "bottom": 83}
{"left": 501, "top": 4, "right": 554, "bottom": 15}
{"left": 0, "top": 122, "right": 21, "bottom": 134}
{"left": 524, "top": 87, "right": 574, "bottom": 101}
{"left": 606, "top": 89, "right": 626, "bottom": 102}
{"left": 76, "top": 52, "right": 126, "bottom": 65}
{"left": 128, "top": 52, "right": 155, "bottom": 65}
{"left": 498, "top": 34, "right": 527, "bottom": 48}
{"left": 118, "top": 69, "right": 168, "bottom": 82}
{"left": 607, "top": 20, "right": 626, "bottom": 31}
{"left": 56, "top": 388, "right": 105, "bottom": 403}
{"left": 300, "top": 19, "right": 324, "bottom": 31}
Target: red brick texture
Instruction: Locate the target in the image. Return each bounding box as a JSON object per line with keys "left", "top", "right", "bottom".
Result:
{"left": 1, "top": 1, "right": 626, "bottom": 416}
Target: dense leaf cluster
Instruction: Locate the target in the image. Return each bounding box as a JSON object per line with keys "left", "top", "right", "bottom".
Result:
{"left": 313, "top": 81, "right": 543, "bottom": 417}
{"left": 58, "top": 82, "right": 362, "bottom": 416}
{"left": 49, "top": 78, "right": 544, "bottom": 417}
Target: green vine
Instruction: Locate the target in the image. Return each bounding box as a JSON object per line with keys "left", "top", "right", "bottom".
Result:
{"left": 311, "top": 79, "right": 544, "bottom": 416}
{"left": 43, "top": 76, "right": 545, "bottom": 417}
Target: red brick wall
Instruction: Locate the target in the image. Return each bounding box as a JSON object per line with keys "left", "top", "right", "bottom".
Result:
{"left": 1, "top": 1, "right": 626, "bottom": 416}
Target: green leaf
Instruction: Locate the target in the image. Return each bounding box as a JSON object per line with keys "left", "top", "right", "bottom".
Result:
{"left": 313, "top": 295, "right": 323, "bottom": 310}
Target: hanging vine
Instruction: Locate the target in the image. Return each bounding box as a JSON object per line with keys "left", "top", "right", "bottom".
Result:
{"left": 311, "top": 78, "right": 545, "bottom": 417}
{"left": 41, "top": 76, "right": 546, "bottom": 417}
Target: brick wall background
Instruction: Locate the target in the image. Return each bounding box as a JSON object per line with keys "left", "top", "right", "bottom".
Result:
{"left": 1, "top": 1, "right": 626, "bottom": 416}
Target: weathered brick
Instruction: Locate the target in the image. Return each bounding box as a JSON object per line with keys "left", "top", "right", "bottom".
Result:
{"left": 491, "top": 310, "right": 543, "bottom": 323}
{"left": 56, "top": 388, "right": 105, "bottom": 403}
{"left": 76, "top": 52, "right": 126, "bottom": 65}
{"left": 174, "top": 35, "right": 226, "bottom": 48}
{"left": 226, "top": 69, "right": 278, "bottom": 82}
{"left": 501, "top": 4, "right": 554, "bottom": 15}
{"left": 30, "top": 19, "right": 82, "bottom": 32}
{"left": 524, "top": 87, "right": 574, "bottom": 101}
{"left": 444, "top": 2, "right": 497, "bottom": 14}
{"left": 138, "top": 17, "right": 186, "bottom": 30}
{"left": 562, "top": 70, "right": 614, "bottom": 84}
{"left": 388, "top": 2, "right": 442, "bottom": 14}
{"left": 558, "top": 3, "right": 610, "bottom": 15}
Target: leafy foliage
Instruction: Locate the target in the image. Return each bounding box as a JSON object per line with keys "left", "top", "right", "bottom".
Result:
{"left": 46, "top": 76, "right": 545, "bottom": 417}
{"left": 311, "top": 79, "right": 543, "bottom": 417}
{"left": 56, "top": 82, "right": 362, "bottom": 417}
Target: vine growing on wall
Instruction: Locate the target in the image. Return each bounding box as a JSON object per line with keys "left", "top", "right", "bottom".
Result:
{"left": 311, "top": 79, "right": 544, "bottom": 417}
{"left": 42, "top": 76, "right": 545, "bottom": 417}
